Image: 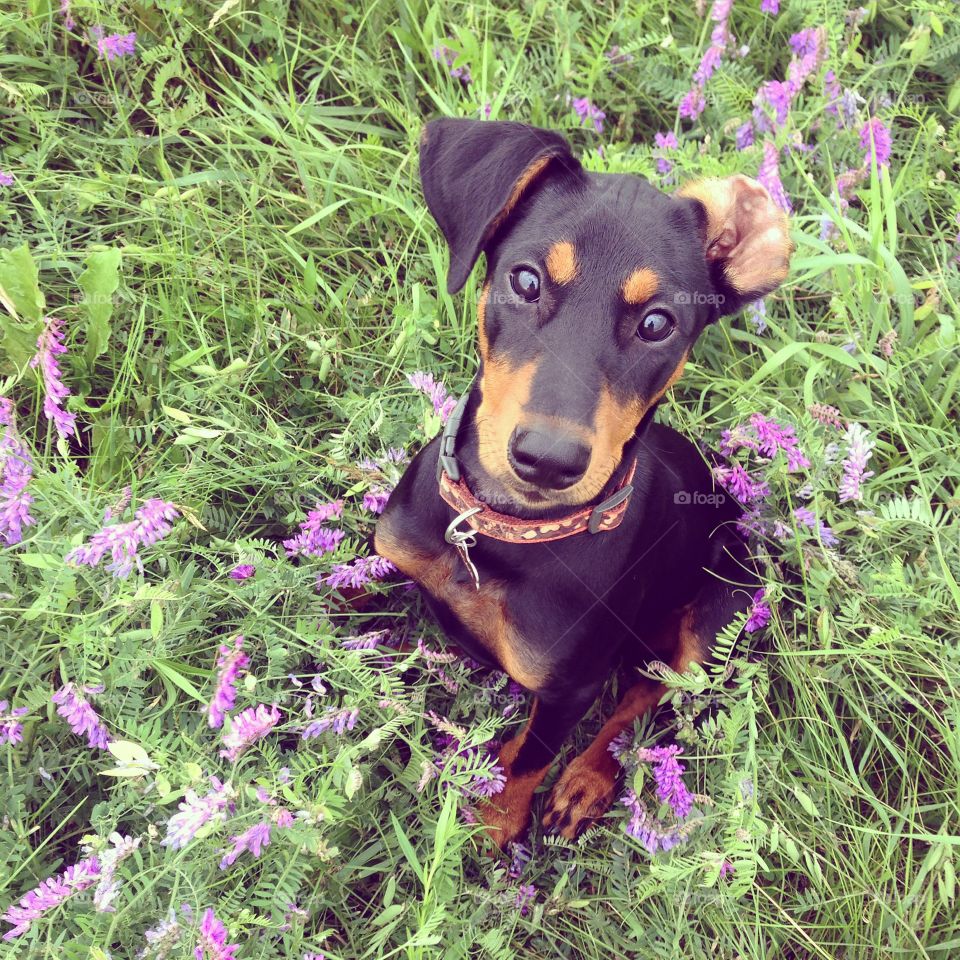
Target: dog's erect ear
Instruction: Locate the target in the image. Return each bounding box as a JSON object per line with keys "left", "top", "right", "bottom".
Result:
{"left": 676, "top": 175, "right": 794, "bottom": 317}
{"left": 419, "top": 118, "right": 581, "bottom": 294}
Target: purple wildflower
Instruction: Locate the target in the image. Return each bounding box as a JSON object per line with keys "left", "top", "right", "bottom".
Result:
{"left": 229, "top": 564, "right": 255, "bottom": 581}
{"left": 0, "top": 172, "right": 13, "bottom": 188}
{"left": 408, "top": 371, "right": 455, "bottom": 421}
{"left": 793, "top": 506, "right": 839, "bottom": 547}
{"left": 735, "top": 122, "right": 755, "bottom": 149}
{"left": 321, "top": 553, "right": 396, "bottom": 590}
{"left": 838, "top": 422, "right": 875, "bottom": 502}
{"left": 571, "top": 96, "right": 606, "bottom": 135}
{"left": 745, "top": 588, "right": 771, "bottom": 632}
{"left": 207, "top": 635, "right": 249, "bottom": 729}
{"left": 362, "top": 488, "right": 390, "bottom": 514}
{"left": 195, "top": 908, "right": 238, "bottom": 960}
{"left": 103, "top": 485, "right": 131, "bottom": 523}
{"left": 283, "top": 500, "right": 344, "bottom": 558}
{"left": 0, "top": 399, "right": 35, "bottom": 546}
{"left": 514, "top": 884, "right": 536, "bottom": 917}
{"left": 621, "top": 790, "right": 686, "bottom": 853}
{"left": 760, "top": 0, "right": 779, "bottom": 12}
{"left": 653, "top": 131, "right": 679, "bottom": 176}
{"left": 720, "top": 860, "right": 735, "bottom": 878}
{"left": 302, "top": 706, "right": 359, "bottom": 738}
{"left": 341, "top": 630, "right": 388, "bottom": 651}
{"left": 749, "top": 414, "right": 810, "bottom": 470}
{"left": 30, "top": 315, "right": 77, "bottom": 440}
{"left": 220, "top": 704, "right": 281, "bottom": 762}
{"left": 637, "top": 744, "right": 694, "bottom": 819}
{"left": 758, "top": 141, "right": 791, "bottom": 213}
{"left": 679, "top": 87, "right": 706, "bottom": 120}
{"left": 860, "top": 117, "right": 892, "bottom": 168}
{"left": 753, "top": 80, "right": 792, "bottom": 133}
{"left": 824, "top": 70, "right": 841, "bottom": 115}
{"left": 66, "top": 498, "right": 179, "bottom": 578}
{"left": 468, "top": 763, "right": 506, "bottom": 798}
{"left": 0, "top": 701, "right": 28, "bottom": 746}
{"left": 219, "top": 820, "right": 274, "bottom": 870}
{"left": 713, "top": 463, "right": 769, "bottom": 503}
{"left": 507, "top": 841, "right": 532, "bottom": 879}
{"left": 58, "top": 0, "right": 75, "bottom": 29}
{"left": 787, "top": 28, "right": 825, "bottom": 91}
{"left": 52, "top": 682, "right": 110, "bottom": 749}
{"left": 162, "top": 777, "right": 236, "bottom": 850}
{"left": 96, "top": 31, "right": 136, "bottom": 61}
{"left": 433, "top": 44, "right": 471, "bottom": 84}
{"left": 1, "top": 856, "right": 101, "bottom": 940}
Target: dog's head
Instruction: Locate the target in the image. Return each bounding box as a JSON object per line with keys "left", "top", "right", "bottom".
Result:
{"left": 420, "top": 119, "right": 793, "bottom": 508}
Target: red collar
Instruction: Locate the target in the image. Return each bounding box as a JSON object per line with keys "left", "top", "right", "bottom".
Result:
{"left": 438, "top": 459, "right": 638, "bottom": 544}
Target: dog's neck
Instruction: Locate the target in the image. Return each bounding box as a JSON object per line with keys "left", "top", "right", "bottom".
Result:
{"left": 450, "top": 381, "right": 644, "bottom": 523}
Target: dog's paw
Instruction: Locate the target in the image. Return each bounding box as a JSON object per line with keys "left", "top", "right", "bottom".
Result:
{"left": 542, "top": 754, "right": 619, "bottom": 841}
{"left": 475, "top": 790, "right": 533, "bottom": 852}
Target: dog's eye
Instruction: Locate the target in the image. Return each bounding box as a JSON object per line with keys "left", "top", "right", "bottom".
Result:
{"left": 509, "top": 268, "right": 541, "bottom": 303}
{"left": 637, "top": 311, "right": 674, "bottom": 342}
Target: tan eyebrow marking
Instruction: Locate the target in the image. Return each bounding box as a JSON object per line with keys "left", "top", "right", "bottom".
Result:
{"left": 545, "top": 241, "right": 577, "bottom": 285}
{"left": 622, "top": 267, "right": 660, "bottom": 305}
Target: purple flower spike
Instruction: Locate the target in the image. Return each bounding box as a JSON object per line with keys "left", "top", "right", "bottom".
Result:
{"left": 760, "top": 0, "right": 779, "bottom": 13}
{"left": 838, "top": 422, "right": 875, "bottom": 502}
{"left": 407, "top": 371, "right": 457, "bottom": 423}
{"left": 283, "top": 500, "right": 344, "bottom": 558}
{"left": 321, "top": 553, "right": 396, "bottom": 590}
{"left": 30, "top": 316, "right": 77, "bottom": 441}
{"left": 0, "top": 399, "right": 35, "bottom": 546}
{"left": 207, "top": 635, "right": 249, "bottom": 729}
{"left": 220, "top": 704, "right": 281, "bottom": 763}
{"left": 637, "top": 744, "right": 694, "bottom": 819}
{"left": 0, "top": 701, "right": 28, "bottom": 745}
{"left": 621, "top": 790, "right": 687, "bottom": 853}
{"left": 229, "top": 564, "right": 255, "bottom": 581}
{"left": 1, "top": 856, "right": 101, "bottom": 940}
{"left": 745, "top": 588, "right": 771, "bottom": 632}
{"left": 362, "top": 488, "right": 391, "bottom": 514}
{"left": 859, "top": 117, "right": 892, "bottom": 168}
{"left": 52, "top": 682, "right": 110, "bottom": 749}
{"left": 758, "top": 141, "right": 791, "bottom": 213}
{"left": 219, "top": 820, "right": 274, "bottom": 870}
{"left": 571, "top": 97, "right": 606, "bottom": 135}
{"left": 301, "top": 706, "right": 359, "bottom": 738}
{"left": 66, "top": 497, "right": 179, "bottom": 578}
{"left": 162, "top": 777, "right": 236, "bottom": 850}
{"left": 195, "top": 908, "right": 239, "bottom": 960}
{"left": 514, "top": 884, "right": 537, "bottom": 916}
{"left": 0, "top": 171, "right": 14, "bottom": 188}
{"left": 96, "top": 31, "right": 136, "bottom": 61}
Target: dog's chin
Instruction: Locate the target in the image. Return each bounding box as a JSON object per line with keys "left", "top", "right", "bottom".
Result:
{"left": 491, "top": 472, "right": 612, "bottom": 514}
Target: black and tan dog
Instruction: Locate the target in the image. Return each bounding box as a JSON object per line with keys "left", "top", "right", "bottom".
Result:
{"left": 376, "top": 119, "right": 792, "bottom": 847}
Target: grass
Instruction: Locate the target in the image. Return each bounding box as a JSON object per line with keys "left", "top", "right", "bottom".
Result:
{"left": 1, "top": 0, "right": 960, "bottom": 957}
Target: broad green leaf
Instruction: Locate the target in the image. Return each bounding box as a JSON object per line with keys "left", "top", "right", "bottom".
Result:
{"left": 0, "top": 244, "right": 44, "bottom": 367}
{"left": 78, "top": 247, "right": 121, "bottom": 361}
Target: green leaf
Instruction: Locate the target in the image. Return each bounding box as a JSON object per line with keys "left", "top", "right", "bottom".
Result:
{"left": 0, "top": 244, "right": 45, "bottom": 367}
{"left": 78, "top": 247, "right": 122, "bottom": 361}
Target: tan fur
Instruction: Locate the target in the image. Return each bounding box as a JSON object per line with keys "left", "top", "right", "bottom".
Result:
{"left": 545, "top": 241, "right": 577, "bottom": 285}
{"left": 621, "top": 267, "right": 660, "bottom": 305}
{"left": 483, "top": 155, "right": 554, "bottom": 245}
{"left": 373, "top": 523, "right": 549, "bottom": 690}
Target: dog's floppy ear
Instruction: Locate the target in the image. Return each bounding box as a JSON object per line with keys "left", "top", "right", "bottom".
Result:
{"left": 676, "top": 174, "right": 794, "bottom": 317}
{"left": 419, "top": 118, "right": 580, "bottom": 294}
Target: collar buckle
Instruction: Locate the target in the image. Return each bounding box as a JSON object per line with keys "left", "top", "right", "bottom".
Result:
{"left": 588, "top": 483, "right": 634, "bottom": 534}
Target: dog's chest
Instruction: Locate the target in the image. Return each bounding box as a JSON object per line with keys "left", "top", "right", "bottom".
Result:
{"left": 374, "top": 520, "right": 552, "bottom": 690}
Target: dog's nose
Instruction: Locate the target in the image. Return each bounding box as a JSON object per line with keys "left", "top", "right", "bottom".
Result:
{"left": 508, "top": 427, "right": 591, "bottom": 490}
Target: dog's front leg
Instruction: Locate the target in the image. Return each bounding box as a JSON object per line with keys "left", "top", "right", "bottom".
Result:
{"left": 477, "top": 684, "right": 600, "bottom": 850}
